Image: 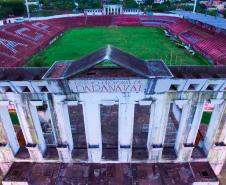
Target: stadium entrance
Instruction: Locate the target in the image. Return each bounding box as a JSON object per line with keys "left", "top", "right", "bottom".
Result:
{"left": 103, "top": 4, "right": 123, "bottom": 15}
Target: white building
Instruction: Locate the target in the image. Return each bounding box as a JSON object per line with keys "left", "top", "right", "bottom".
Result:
{"left": 0, "top": 46, "right": 225, "bottom": 184}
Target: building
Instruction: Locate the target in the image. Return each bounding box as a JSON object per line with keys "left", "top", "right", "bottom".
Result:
{"left": 103, "top": 4, "right": 123, "bottom": 15}
{"left": 154, "top": 0, "right": 165, "bottom": 4}
{"left": 0, "top": 46, "right": 225, "bottom": 184}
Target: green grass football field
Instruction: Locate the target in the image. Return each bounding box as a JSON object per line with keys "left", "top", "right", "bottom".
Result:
{"left": 28, "top": 27, "right": 209, "bottom": 67}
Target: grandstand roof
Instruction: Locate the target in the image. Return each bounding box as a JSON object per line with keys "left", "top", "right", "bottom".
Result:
{"left": 0, "top": 67, "right": 48, "bottom": 81}
{"left": 42, "top": 45, "right": 173, "bottom": 79}
{"left": 0, "top": 65, "right": 226, "bottom": 81}
{"left": 174, "top": 10, "right": 226, "bottom": 30}
{"left": 169, "top": 66, "right": 226, "bottom": 78}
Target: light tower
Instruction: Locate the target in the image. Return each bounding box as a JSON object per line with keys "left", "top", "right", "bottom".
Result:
{"left": 193, "top": 0, "right": 198, "bottom": 13}
{"left": 25, "top": 0, "right": 31, "bottom": 19}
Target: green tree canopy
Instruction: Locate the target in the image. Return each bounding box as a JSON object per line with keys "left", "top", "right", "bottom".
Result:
{"left": 123, "top": 0, "right": 138, "bottom": 8}
{"left": 0, "top": 0, "right": 25, "bottom": 19}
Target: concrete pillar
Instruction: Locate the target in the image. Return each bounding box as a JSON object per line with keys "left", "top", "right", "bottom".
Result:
{"left": 118, "top": 102, "right": 135, "bottom": 162}
{"left": 148, "top": 94, "right": 171, "bottom": 161}
{"left": 14, "top": 97, "right": 45, "bottom": 161}
{"left": 203, "top": 99, "right": 226, "bottom": 175}
{"left": 203, "top": 100, "right": 225, "bottom": 154}
{"left": 53, "top": 95, "right": 73, "bottom": 162}
{"left": 174, "top": 100, "right": 193, "bottom": 161}
{"left": 46, "top": 95, "right": 58, "bottom": 146}
{"left": 208, "top": 144, "right": 226, "bottom": 175}
{"left": 57, "top": 144, "right": 72, "bottom": 163}
{"left": 0, "top": 101, "right": 19, "bottom": 155}
{"left": 14, "top": 98, "right": 37, "bottom": 144}
{"left": 0, "top": 162, "right": 12, "bottom": 176}
{"left": 218, "top": 112, "right": 226, "bottom": 143}
{"left": 26, "top": 143, "right": 43, "bottom": 161}
{"left": 0, "top": 144, "right": 14, "bottom": 162}
{"left": 82, "top": 101, "right": 102, "bottom": 162}
{"left": 29, "top": 101, "right": 46, "bottom": 155}
{"left": 185, "top": 101, "right": 205, "bottom": 145}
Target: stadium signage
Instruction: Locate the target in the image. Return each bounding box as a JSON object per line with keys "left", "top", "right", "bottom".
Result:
{"left": 70, "top": 80, "right": 146, "bottom": 93}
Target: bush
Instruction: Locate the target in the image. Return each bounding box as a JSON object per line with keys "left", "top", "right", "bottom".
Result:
{"left": 208, "top": 9, "right": 217, "bottom": 16}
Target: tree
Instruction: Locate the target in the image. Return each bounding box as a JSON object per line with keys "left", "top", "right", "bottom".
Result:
{"left": 152, "top": 1, "right": 176, "bottom": 12}
{"left": 223, "top": 10, "right": 226, "bottom": 18}
{"left": 145, "top": 0, "right": 154, "bottom": 6}
{"left": 196, "top": 3, "right": 206, "bottom": 14}
{"left": 0, "top": 1, "right": 25, "bottom": 19}
{"left": 123, "top": 0, "right": 138, "bottom": 8}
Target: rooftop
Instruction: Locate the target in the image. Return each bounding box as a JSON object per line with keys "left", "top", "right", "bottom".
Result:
{"left": 3, "top": 162, "right": 218, "bottom": 185}
{"left": 42, "top": 45, "right": 173, "bottom": 79}
{"left": 173, "top": 10, "right": 226, "bottom": 30}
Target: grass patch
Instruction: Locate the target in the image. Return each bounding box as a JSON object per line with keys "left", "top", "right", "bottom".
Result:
{"left": 28, "top": 27, "right": 209, "bottom": 67}
{"left": 201, "top": 111, "right": 212, "bottom": 125}
{"left": 9, "top": 112, "right": 20, "bottom": 125}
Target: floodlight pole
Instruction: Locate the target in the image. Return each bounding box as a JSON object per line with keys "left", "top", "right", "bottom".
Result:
{"left": 25, "top": 0, "right": 31, "bottom": 20}
{"left": 193, "top": 0, "right": 197, "bottom": 13}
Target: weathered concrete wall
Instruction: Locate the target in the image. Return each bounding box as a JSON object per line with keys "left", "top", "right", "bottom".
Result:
{"left": 0, "top": 77, "right": 225, "bottom": 177}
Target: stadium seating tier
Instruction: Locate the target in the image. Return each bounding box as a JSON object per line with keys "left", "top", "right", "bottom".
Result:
{"left": 0, "top": 15, "right": 225, "bottom": 66}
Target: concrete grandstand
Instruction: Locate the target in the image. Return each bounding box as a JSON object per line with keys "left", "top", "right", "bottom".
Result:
{"left": 0, "top": 15, "right": 226, "bottom": 67}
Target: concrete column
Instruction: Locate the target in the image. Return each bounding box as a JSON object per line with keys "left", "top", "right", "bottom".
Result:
{"left": 118, "top": 102, "right": 135, "bottom": 162}
{"left": 14, "top": 97, "right": 43, "bottom": 161}
{"left": 26, "top": 143, "right": 43, "bottom": 161}
{"left": 203, "top": 100, "right": 225, "bottom": 154}
{"left": 209, "top": 110, "right": 225, "bottom": 175}
{"left": 185, "top": 101, "right": 205, "bottom": 145}
{"left": 46, "top": 95, "right": 58, "bottom": 145}
{"left": 14, "top": 99, "right": 36, "bottom": 144}
{"left": 208, "top": 144, "right": 226, "bottom": 175}
{"left": 0, "top": 101, "right": 19, "bottom": 155}
{"left": 148, "top": 95, "right": 171, "bottom": 161}
{"left": 174, "top": 100, "right": 193, "bottom": 161}
{"left": 0, "top": 162, "right": 12, "bottom": 176}
{"left": 218, "top": 111, "right": 226, "bottom": 143}
{"left": 53, "top": 95, "right": 73, "bottom": 162}
{"left": 57, "top": 144, "right": 72, "bottom": 163}
{"left": 29, "top": 101, "right": 46, "bottom": 155}
{"left": 82, "top": 101, "right": 102, "bottom": 162}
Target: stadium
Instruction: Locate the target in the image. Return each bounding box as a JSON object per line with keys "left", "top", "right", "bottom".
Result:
{"left": 0, "top": 14, "right": 226, "bottom": 67}
{"left": 0, "top": 4, "right": 226, "bottom": 185}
